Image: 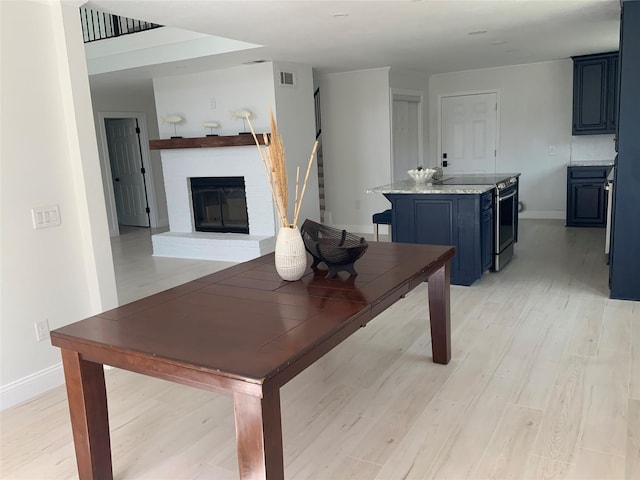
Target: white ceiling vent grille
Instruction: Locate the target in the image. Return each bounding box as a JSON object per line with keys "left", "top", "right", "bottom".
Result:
{"left": 279, "top": 71, "right": 296, "bottom": 87}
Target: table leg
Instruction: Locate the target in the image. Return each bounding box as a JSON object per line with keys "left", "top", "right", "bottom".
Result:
{"left": 233, "top": 388, "right": 284, "bottom": 480}
{"left": 61, "top": 349, "right": 113, "bottom": 480}
{"left": 428, "top": 261, "right": 451, "bottom": 364}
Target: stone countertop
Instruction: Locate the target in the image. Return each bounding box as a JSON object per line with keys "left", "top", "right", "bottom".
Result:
{"left": 366, "top": 180, "right": 496, "bottom": 195}
{"left": 569, "top": 161, "right": 615, "bottom": 167}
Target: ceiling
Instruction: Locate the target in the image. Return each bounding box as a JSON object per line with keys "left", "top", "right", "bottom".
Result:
{"left": 85, "top": 0, "right": 621, "bottom": 84}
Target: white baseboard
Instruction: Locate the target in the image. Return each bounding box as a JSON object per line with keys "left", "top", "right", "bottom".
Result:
{"left": 0, "top": 363, "right": 64, "bottom": 411}
{"left": 519, "top": 211, "right": 565, "bottom": 220}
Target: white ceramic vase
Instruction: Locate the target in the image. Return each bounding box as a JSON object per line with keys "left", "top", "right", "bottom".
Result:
{"left": 275, "top": 226, "right": 307, "bottom": 281}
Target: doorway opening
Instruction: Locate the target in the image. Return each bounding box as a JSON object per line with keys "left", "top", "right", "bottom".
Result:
{"left": 391, "top": 91, "right": 423, "bottom": 183}
{"left": 104, "top": 118, "right": 150, "bottom": 228}
{"left": 98, "top": 112, "right": 159, "bottom": 237}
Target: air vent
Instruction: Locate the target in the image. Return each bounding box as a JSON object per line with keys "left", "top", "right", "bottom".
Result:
{"left": 279, "top": 71, "right": 296, "bottom": 87}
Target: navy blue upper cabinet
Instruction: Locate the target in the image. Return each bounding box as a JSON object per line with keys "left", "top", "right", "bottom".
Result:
{"left": 572, "top": 52, "right": 619, "bottom": 135}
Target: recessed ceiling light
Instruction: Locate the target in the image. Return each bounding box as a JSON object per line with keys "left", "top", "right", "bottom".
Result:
{"left": 467, "top": 30, "right": 488, "bottom": 36}
{"left": 490, "top": 40, "right": 507, "bottom": 46}
{"left": 332, "top": 12, "right": 349, "bottom": 17}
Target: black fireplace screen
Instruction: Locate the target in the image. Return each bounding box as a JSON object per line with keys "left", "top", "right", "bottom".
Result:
{"left": 190, "top": 177, "right": 249, "bottom": 234}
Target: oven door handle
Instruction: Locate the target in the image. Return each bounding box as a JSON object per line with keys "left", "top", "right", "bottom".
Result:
{"left": 498, "top": 190, "right": 517, "bottom": 201}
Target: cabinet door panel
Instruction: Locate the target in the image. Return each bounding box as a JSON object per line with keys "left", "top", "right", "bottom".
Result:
{"left": 572, "top": 52, "right": 618, "bottom": 135}
{"left": 414, "top": 200, "right": 454, "bottom": 245}
{"left": 413, "top": 199, "right": 460, "bottom": 282}
{"left": 391, "top": 196, "right": 414, "bottom": 243}
{"left": 574, "top": 59, "right": 608, "bottom": 132}
{"left": 608, "top": 55, "right": 619, "bottom": 132}
{"left": 456, "top": 197, "right": 482, "bottom": 283}
{"left": 570, "top": 182, "right": 606, "bottom": 225}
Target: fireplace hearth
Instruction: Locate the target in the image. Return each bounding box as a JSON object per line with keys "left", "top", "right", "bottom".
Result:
{"left": 190, "top": 177, "right": 249, "bottom": 234}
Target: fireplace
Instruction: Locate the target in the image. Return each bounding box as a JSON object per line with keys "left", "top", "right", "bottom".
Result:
{"left": 190, "top": 176, "right": 249, "bottom": 234}
{"left": 152, "top": 147, "right": 276, "bottom": 262}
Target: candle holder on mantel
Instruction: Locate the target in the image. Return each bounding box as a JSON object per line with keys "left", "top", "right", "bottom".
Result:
{"left": 231, "top": 109, "right": 253, "bottom": 135}
{"left": 162, "top": 115, "right": 184, "bottom": 139}
{"left": 203, "top": 121, "right": 220, "bottom": 136}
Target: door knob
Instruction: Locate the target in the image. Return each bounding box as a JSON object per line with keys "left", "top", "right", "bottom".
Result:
{"left": 114, "top": 177, "right": 120, "bottom": 182}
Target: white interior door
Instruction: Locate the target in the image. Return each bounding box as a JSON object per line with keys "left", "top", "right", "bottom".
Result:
{"left": 440, "top": 93, "right": 497, "bottom": 174}
{"left": 392, "top": 95, "right": 420, "bottom": 182}
{"left": 105, "top": 118, "right": 150, "bottom": 227}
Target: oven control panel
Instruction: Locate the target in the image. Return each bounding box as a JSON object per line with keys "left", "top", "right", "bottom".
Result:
{"left": 497, "top": 177, "right": 518, "bottom": 190}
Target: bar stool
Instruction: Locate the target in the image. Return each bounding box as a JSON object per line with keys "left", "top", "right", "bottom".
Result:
{"left": 372, "top": 209, "right": 392, "bottom": 241}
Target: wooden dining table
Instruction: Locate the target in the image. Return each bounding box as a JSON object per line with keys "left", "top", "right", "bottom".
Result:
{"left": 51, "top": 241, "right": 454, "bottom": 480}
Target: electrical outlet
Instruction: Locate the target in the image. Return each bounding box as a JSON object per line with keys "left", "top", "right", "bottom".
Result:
{"left": 35, "top": 319, "right": 50, "bottom": 342}
{"left": 209, "top": 98, "right": 216, "bottom": 109}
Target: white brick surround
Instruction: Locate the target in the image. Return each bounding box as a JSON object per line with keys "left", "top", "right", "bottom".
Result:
{"left": 152, "top": 146, "right": 277, "bottom": 262}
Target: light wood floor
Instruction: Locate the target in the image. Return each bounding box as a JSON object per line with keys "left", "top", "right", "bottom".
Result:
{"left": 2, "top": 220, "right": 638, "bottom": 479}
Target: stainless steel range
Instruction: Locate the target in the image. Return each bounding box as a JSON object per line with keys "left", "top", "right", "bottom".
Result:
{"left": 434, "top": 173, "right": 520, "bottom": 271}
{"left": 493, "top": 177, "right": 518, "bottom": 271}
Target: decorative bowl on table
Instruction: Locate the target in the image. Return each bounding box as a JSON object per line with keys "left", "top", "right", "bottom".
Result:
{"left": 407, "top": 168, "right": 437, "bottom": 183}
{"left": 300, "top": 219, "right": 369, "bottom": 278}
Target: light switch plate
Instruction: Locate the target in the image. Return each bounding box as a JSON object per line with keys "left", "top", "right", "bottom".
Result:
{"left": 32, "top": 205, "right": 61, "bottom": 229}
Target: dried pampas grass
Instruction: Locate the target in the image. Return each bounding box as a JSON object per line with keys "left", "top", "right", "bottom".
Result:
{"left": 246, "top": 110, "right": 318, "bottom": 229}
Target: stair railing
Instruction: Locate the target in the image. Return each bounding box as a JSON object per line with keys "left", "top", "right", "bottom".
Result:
{"left": 80, "top": 7, "right": 161, "bottom": 43}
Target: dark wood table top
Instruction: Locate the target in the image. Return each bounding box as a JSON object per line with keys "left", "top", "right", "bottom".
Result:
{"left": 52, "top": 242, "right": 454, "bottom": 388}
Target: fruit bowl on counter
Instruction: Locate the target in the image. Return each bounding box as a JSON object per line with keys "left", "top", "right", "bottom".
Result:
{"left": 407, "top": 168, "right": 437, "bottom": 183}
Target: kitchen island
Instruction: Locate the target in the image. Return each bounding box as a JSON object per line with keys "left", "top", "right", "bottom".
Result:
{"left": 367, "top": 173, "right": 520, "bottom": 286}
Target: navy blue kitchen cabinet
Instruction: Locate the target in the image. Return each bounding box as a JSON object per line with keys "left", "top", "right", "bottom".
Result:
{"left": 566, "top": 166, "right": 612, "bottom": 227}
{"left": 385, "top": 190, "right": 494, "bottom": 286}
{"left": 610, "top": 0, "right": 640, "bottom": 301}
{"left": 572, "top": 52, "right": 619, "bottom": 135}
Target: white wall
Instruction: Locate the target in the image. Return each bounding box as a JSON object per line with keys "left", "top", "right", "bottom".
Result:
{"left": 319, "top": 68, "right": 393, "bottom": 233}
{"left": 153, "top": 62, "right": 277, "bottom": 138}
{"left": 272, "top": 61, "right": 320, "bottom": 226}
{"left": 0, "top": 0, "right": 118, "bottom": 409}
{"left": 90, "top": 80, "right": 169, "bottom": 232}
{"left": 429, "top": 60, "right": 576, "bottom": 219}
